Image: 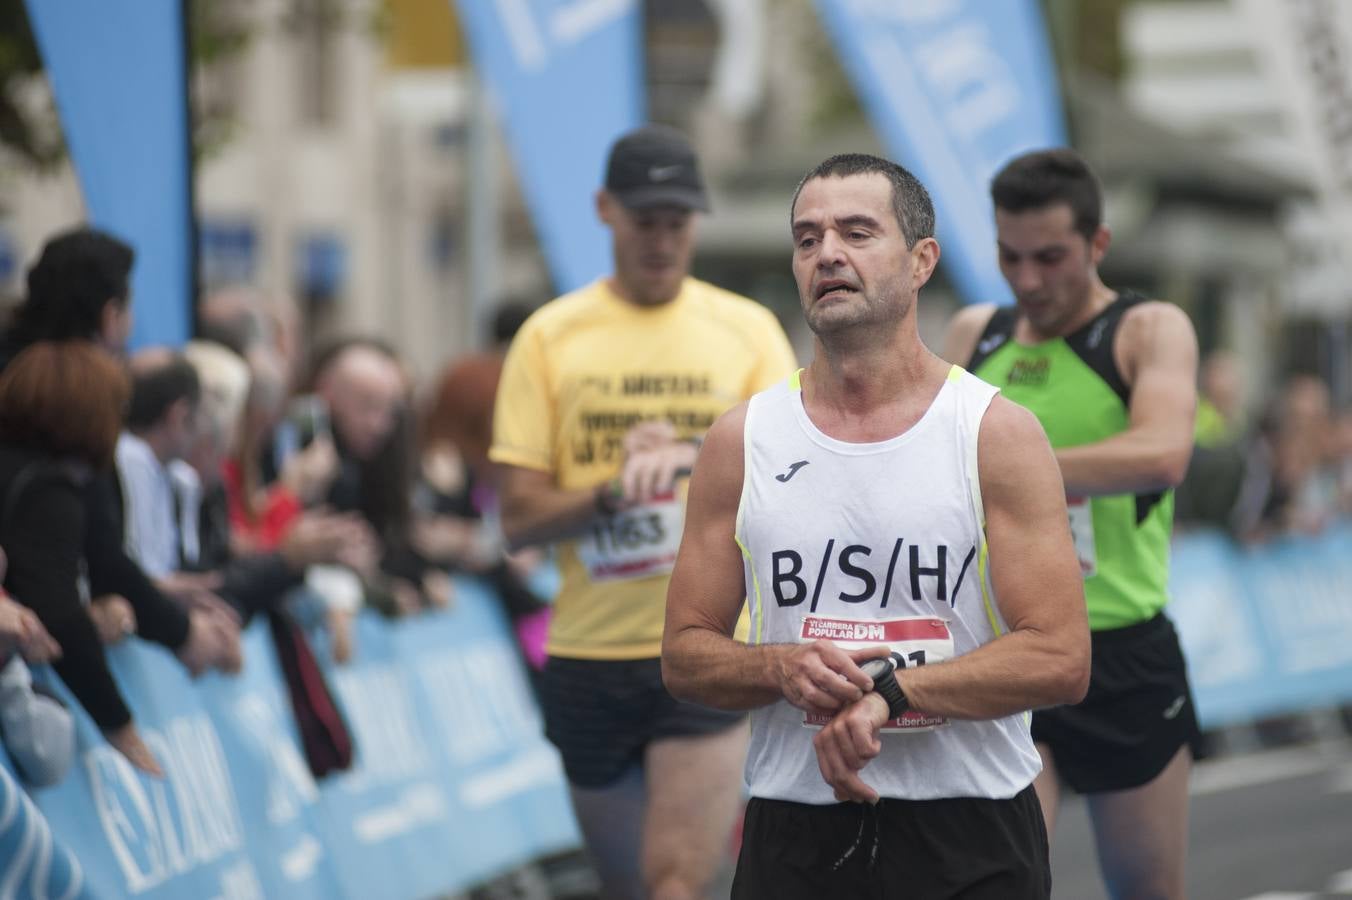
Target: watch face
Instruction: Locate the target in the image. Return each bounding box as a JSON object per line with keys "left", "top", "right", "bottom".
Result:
{"left": 860, "top": 657, "right": 893, "bottom": 681}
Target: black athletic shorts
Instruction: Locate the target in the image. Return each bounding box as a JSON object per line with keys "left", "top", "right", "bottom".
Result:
{"left": 539, "top": 656, "right": 745, "bottom": 789}
{"left": 732, "top": 787, "right": 1050, "bottom": 899}
{"left": 1032, "top": 612, "right": 1202, "bottom": 794}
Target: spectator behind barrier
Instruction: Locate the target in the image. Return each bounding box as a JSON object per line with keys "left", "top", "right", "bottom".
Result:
{"left": 1176, "top": 350, "right": 1248, "bottom": 534}
{"left": 304, "top": 339, "right": 449, "bottom": 616}
{"left": 419, "top": 352, "right": 549, "bottom": 668}
{"left": 0, "top": 227, "right": 241, "bottom": 682}
{"left": 0, "top": 342, "right": 162, "bottom": 775}
{"left": 199, "top": 285, "right": 304, "bottom": 391}
{"left": 117, "top": 348, "right": 203, "bottom": 579}
{"left": 1232, "top": 375, "right": 1339, "bottom": 542}
{"left": 116, "top": 349, "right": 249, "bottom": 642}
{"left": 175, "top": 342, "right": 376, "bottom": 660}
{"left": 228, "top": 342, "right": 339, "bottom": 555}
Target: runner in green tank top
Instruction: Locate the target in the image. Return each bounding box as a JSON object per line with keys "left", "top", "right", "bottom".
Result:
{"left": 967, "top": 291, "right": 1174, "bottom": 631}
{"left": 943, "top": 149, "right": 1200, "bottom": 900}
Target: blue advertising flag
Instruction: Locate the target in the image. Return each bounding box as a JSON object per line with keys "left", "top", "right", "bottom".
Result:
{"left": 24, "top": 0, "right": 193, "bottom": 347}
{"left": 451, "top": 0, "right": 644, "bottom": 293}
{"left": 810, "top": 0, "right": 1066, "bottom": 304}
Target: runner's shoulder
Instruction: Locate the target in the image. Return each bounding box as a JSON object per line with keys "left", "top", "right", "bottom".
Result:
{"left": 514, "top": 281, "right": 615, "bottom": 341}
{"left": 1116, "top": 298, "right": 1197, "bottom": 354}
{"left": 943, "top": 303, "right": 1001, "bottom": 364}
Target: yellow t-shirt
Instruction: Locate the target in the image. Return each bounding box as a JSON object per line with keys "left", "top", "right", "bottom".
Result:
{"left": 490, "top": 277, "right": 797, "bottom": 659}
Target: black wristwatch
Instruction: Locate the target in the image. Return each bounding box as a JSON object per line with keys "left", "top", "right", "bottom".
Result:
{"left": 860, "top": 657, "right": 909, "bottom": 719}
{"left": 594, "top": 478, "right": 623, "bottom": 516}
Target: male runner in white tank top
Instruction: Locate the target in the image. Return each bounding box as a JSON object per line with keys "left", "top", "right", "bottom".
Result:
{"left": 662, "top": 154, "right": 1092, "bottom": 898}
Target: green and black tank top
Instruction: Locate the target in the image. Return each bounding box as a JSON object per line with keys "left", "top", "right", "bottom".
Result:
{"left": 967, "top": 291, "right": 1172, "bottom": 631}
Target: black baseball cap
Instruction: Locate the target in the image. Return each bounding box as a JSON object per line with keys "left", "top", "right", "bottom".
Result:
{"left": 604, "top": 124, "right": 710, "bottom": 212}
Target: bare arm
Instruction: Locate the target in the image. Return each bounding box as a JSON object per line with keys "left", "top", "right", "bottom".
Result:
{"left": 499, "top": 423, "right": 702, "bottom": 552}
{"left": 498, "top": 465, "right": 603, "bottom": 552}
{"left": 661, "top": 405, "right": 879, "bottom": 713}
{"left": 940, "top": 303, "right": 999, "bottom": 366}
{"left": 814, "top": 397, "right": 1090, "bottom": 802}
{"left": 1056, "top": 302, "right": 1198, "bottom": 496}
{"left": 894, "top": 396, "right": 1091, "bottom": 718}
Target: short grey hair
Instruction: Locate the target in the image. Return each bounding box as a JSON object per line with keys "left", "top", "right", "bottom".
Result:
{"left": 791, "top": 153, "right": 936, "bottom": 247}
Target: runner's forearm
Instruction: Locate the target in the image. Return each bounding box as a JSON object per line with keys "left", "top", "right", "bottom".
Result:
{"left": 1055, "top": 430, "right": 1189, "bottom": 497}
{"left": 499, "top": 484, "right": 607, "bottom": 551}
{"left": 896, "top": 628, "right": 1088, "bottom": 720}
{"left": 662, "top": 627, "right": 788, "bottom": 711}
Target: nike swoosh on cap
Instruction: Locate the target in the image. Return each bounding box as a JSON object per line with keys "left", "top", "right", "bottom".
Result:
{"left": 648, "top": 164, "right": 683, "bottom": 182}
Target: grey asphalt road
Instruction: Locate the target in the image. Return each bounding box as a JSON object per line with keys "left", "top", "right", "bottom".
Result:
{"left": 1050, "top": 737, "right": 1352, "bottom": 900}
{"left": 472, "top": 733, "right": 1352, "bottom": 899}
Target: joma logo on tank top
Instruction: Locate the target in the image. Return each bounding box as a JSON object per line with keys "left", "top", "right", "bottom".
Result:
{"left": 1006, "top": 357, "right": 1050, "bottom": 387}
{"left": 771, "top": 539, "right": 978, "bottom": 612}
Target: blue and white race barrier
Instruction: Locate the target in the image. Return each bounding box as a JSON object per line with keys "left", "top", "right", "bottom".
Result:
{"left": 4, "top": 579, "right": 578, "bottom": 900}
{"left": 1170, "top": 524, "right": 1352, "bottom": 727}
{"left": 5, "top": 529, "right": 1351, "bottom": 896}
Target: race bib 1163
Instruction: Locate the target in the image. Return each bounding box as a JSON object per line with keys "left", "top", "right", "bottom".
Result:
{"left": 576, "top": 492, "right": 685, "bottom": 583}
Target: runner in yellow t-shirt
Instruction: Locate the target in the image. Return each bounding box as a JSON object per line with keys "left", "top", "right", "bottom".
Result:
{"left": 491, "top": 125, "right": 796, "bottom": 899}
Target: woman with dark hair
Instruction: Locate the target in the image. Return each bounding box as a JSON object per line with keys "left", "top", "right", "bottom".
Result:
{"left": 1, "top": 226, "right": 241, "bottom": 683}
{"left": 3, "top": 226, "right": 135, "bottom": 356}
{"left": 0, "top": 341, "right": 162, "bottom": 774}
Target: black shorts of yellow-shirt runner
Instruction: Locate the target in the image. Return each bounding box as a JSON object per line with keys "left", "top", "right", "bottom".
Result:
{"left": 1032, "top": 612, "right": 1203, "bottom": 793}
{"left": 539, "top": 655, "right": 744, "bottom": 788}
{"left": 732, "top": 786, "right": 1050, "bottom": 899}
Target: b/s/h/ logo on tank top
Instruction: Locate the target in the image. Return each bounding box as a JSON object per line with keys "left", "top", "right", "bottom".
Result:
{"left": 734, "top": 367, "right": 1042, "bottom": 804}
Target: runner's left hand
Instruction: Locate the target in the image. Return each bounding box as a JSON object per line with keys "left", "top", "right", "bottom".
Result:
{"left": 618, "top": 423, "right": 698, "bottom": 506}
{"left": 814, "top": 692, "right": 890, "bottom": 804}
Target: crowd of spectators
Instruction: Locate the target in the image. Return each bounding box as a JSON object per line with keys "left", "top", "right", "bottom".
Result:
{"left": 1176, "top": 349, "right": 1352, "bottom": 542}
{"left": 0, "top": 225, "right": 549, "bottom": 791}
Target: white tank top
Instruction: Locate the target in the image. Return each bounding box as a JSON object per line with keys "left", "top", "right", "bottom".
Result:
{"left": 736, "top": 365, "right": 1042, "bottom": 803}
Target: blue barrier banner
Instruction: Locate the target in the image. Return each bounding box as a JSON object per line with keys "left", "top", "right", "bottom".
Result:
{"left": 1169, "top": 525, "right": 1352, "bottom": 727}
{"left": 31, "top": 643, "right": 263, "bottom": 900}
{"left": 197, "top": 626, "right": 338, "bottom": 900}
{"left": 810, "top": 0, "right": 1066, "bottom": 305}
{"left": 451, "top": 0, "right": 643, "bottom": 293}
{"left": 8, "top": 579, "right": 578, "bottom": 899}
{"left": 23, "top": 0, "right": 192, "bottom": 348}
{"left": 0, "top": 751, "right": 95, "bottom": 899}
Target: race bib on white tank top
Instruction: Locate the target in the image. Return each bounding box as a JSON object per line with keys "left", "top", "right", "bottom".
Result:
{"left": 799, "top": 614, "right": 953, "bottom": 731}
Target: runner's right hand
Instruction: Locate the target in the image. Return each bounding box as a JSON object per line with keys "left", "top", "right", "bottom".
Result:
{"left": 774, "top": 640, "right": 887, "bottom": 716}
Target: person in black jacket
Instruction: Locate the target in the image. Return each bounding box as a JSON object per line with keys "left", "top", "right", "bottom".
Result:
{"left": 0, "top": 342, "right": 163, "bottom": 773}
{"left": 1, "top": 227, "right": 240, "bottom": 678}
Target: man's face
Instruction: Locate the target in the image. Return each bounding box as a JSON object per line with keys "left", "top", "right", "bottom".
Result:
{"left": 791, "top": 173, "right": 935, "bottom": 336}
{"left": 995, "top": 204, "right": 1107, "bottom": 337}
{"left": 166, "top": 399, "right": 199, "bottom": 461}
{"left": 324, "top": 353, "right": 404, "bottom": 461}
{"left": 186, "top": 422, "right": 226, "bottom": 489}
{"left": 100, "top": 300, "right": 133, "bottom": 355}
{"left": 599, "top": 195, "right": 696, "bottom": 306}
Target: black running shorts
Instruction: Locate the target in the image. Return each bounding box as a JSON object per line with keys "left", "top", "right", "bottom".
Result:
{"left": 732, "top": 786, "right": 1050, "bottom": 899}
{"left": 539, "top": 656, "right": 745, "bottom": 789}
{"left": 1032, "top": 612, "right": 1202, "bottom": 794}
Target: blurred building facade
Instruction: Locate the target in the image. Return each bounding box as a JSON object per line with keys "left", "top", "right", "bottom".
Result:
{"left": 0, "top": 0, "right": 1344, "bottom": 394}
{"left": 1123, "top": 0, "right": 1352, "bottom": 404}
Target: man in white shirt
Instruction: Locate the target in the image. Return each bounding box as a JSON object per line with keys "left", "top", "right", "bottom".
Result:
{"left": 117, "top": 348, "right": 203, "bottom": 579}
{"left": 663, "top": 154, "right": 1090, "bottom": 898}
